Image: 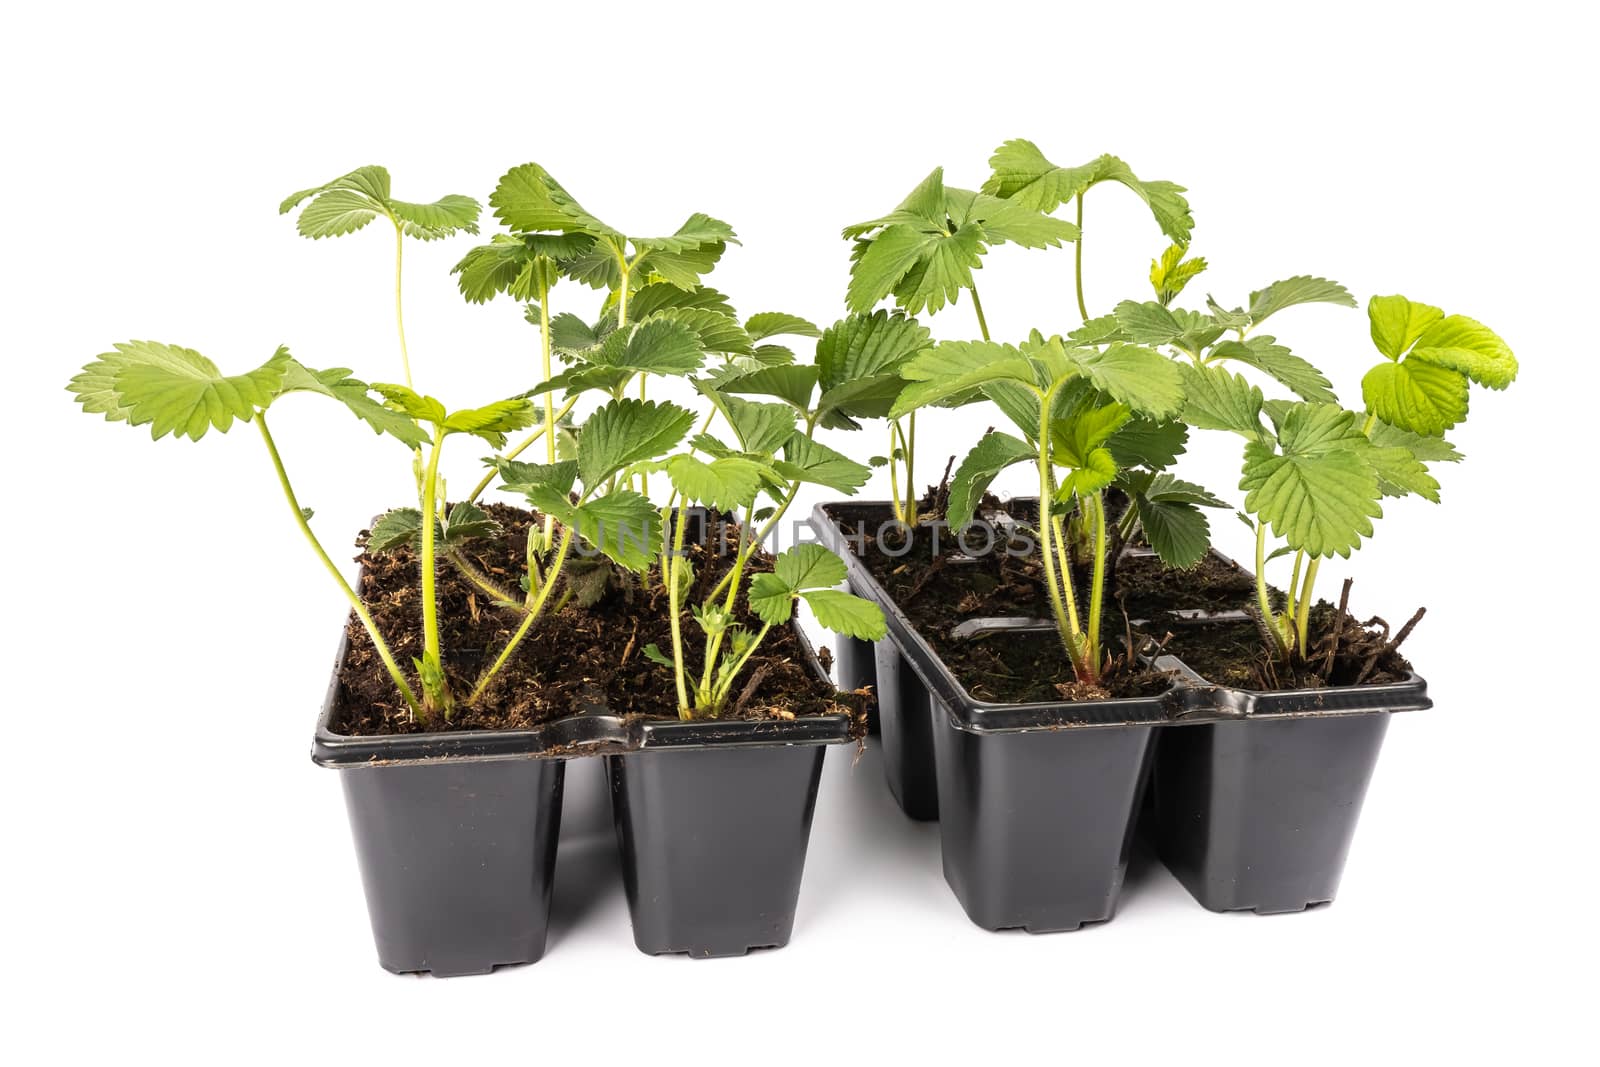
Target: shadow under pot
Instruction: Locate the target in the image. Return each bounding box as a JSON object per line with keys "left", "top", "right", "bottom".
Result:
{"left": 312, "top": 635, "right": 569, "bottom": 978}
{"left": 1149, "top": 675, "right": 1430, "bottom": 914}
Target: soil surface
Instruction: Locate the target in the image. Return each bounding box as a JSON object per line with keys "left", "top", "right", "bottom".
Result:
{"left": 828, "top": 496, "right": 1415, "bottom": 697}
{"left": 826, "top": 496, "right": 1172, "bottom": 704}
{"left": 336, "top": 503, "right": 868, "bottom": 736}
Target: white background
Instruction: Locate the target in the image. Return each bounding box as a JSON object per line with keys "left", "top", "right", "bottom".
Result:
{"left": 7, "top": 1, "right": 1595, "bottom": 1061}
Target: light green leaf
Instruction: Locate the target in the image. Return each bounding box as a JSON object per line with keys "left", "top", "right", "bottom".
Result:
{"left": 1367, "top": 446, "right": 1442, "bottom": 502}
{"left": 525, "top": 487, "right": 660, "bottom": 572}
{"left": 748, "top": 572, "right": 798, "bottom": 626}
{"left": 597, "top": 318, "right": 706, "bottom": 375}
{"left": 774, "top": 543, "right": 848, "bottom": 591}
{"left": 718, "top": 396, "right": 797, "bottom": 455}
{"left": 775, "top": 434, "right": 872, "bottom": 493}
{"left": 388, "top": 195, "right": 481, "bottom": 240}
{"left": 1410, "top": 315, "right": 1518, "bottom": 389}
{"left": 1180, "top": 364, "right": 1264, "bottom": 436}
{"left": 625, "top": 282, "right": 736, "bottom": 320}
{"left": 745, "top": 312, "right": 822, "bottom": 341}
{"left": 443, "top": 501, "right": 501, "bottom": 543}
{"left": 442, "top": 397, "right": 538, "bottom": 445}
{"left": 367, "top": 508, "right": 424, "bottom": 554}
{"left": 275, "top": 362, "right": 432, "bottom": 449}
{"left": 891, "top": 340, "right": 1037, "bottom": 418}
{"left": 1367, "top": 294, "right": 1444, "bottom": 360}
{"left": 279, "top": 165, "right": 390, "bottom": 214}
{"left": 492, "top": 458, "right": 578, "bottom": 495}
{"left": 648, "top": 307, "right": 753, "bottom": 356}
{"left": 1367, "top": 419, "right": 1462, "bottom": 463}
{"left": 1141, "top": 473, "right": 1229, "bottom": 507}
{"left": 946, "top": 432, "right": 1035, "bottom": 528}
{"left": 716, "top": 364, "right": 819, "bottom": 411}
{"left": 488, "top": 161, "right": 615, "bottom": 236}
{"left": 982, "top": 142, "right": 1193, "bottom": 243}
{"left": 1240, "top": 404, "right": 1382, "bottom": 558}
{"left": 814, "top": 310, "right": 931, "bottom": 420}
{"left": 1113, "top": 300, "right": 1184, "bottom": 345}
{"left": 293, "top": 189, "right": 382, "bottom": 239}
{"left": 665, "top": 455, "right": 768, "bottom": 512}
{"left": 1208, "top": 335, "right": 1338, "bottom": 404}
{"left": 1361, "top": 359, "right": 1469, "bottom": 436}
{"left": 69, "top": 341, "right": 292, "bottom": 441}
{"left": 372, "top": 383, "right": 448, "bottom": 425}
{"left": 578, "top": 398, "right": 695, "bottom": 486}
{"left": 1246, "top": 276, "right": 1356, "bottom": 324}
{"left": 800, "top": 589, "right": 887, "bottom": 641}
{"left": 1151, "top": 244, "right": 1207, "bottom": 306}
{"left": 1107, "top": 416, "right": 1187, "bottom": 471}
{"left": 1070, "top": 344, "right": 1184, "bottom": 418}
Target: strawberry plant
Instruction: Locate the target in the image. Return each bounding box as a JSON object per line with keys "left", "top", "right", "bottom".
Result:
{"left": 841, "top": 167, "right": 1073, "bottom": 523}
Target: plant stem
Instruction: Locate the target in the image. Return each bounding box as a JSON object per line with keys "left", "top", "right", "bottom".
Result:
{"left": 668, "top": 499, "right": 692, "bottom": 717}
{"left": 1295, "top": 556, "right": 1321, "bottom": 659}
{"left": 257, "top": 415, "right": 419, "bottom": 714}
{"left": 446, "top": 548, "right": 522, "bottom": 608}
{"left": 1362, "top": 411, "right": 1378, "bottom": 436}
{"left": 1073, "top": 193, "right": 1088, "bottom": 322}
{"left": 969, "top": 284, "right": 992, "bottom": 342}
{"left": 1050, "top": 513, "right": 1082, "bottom": 635}
{"left": 1085, "top": 490, "right": 1108, "bottom": 681}
{"left": 888, "top": 419, "right": 905, "bottom": 523}
{"left": 468, "top": 525, "right": 574, "bottom": 703}
{"left": 1286, "top": 549, "right": 1304, "bottom": 622}
{"left": 466, "top": 394, "right": 580, "bottom": 503}
{"left": 905, "top": 412, "right": 918, "bottom": 525}
{"left": 392, "top": 220, "right": 414, "bottom": 389}
{"left": 713, "top": 621, "right": 772, "bottom": 709}
{"left": 1035, "top": 384, "right": 1081, "bottom": 675}
{"left": 1254, "top": 520, "right": 1289, "bottom": 661}
{"left": 418, "top": 433, "right": 446, "bottom": 696}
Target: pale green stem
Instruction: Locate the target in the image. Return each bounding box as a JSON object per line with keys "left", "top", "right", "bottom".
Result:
{"left": 1255, "top": 521, "right": 1289, "bottom": 660}
{"left": 392, "top": 220, "right": 414, "bottom": 389}
{"left": 1362, "top": 411, "right": 1378, "bottom": 436}
{"left": 1050, "top": 513, "right": 1082, "bottom": 636}
{"left": 1073, "top": 193, "right": 1088, "bottom": 322}
{"left": 1295, "top": 557, "right": 1321, "bottom": 659}
{"left": 1035, "top": 384, "right": 1081, "bottom": 675}
{"left": 1286, "top": 550, "right": 1305, "bottom": 622}
{"left": 887, "top": 419, "right": 905, "bottom": 523}
{"left": 468, "top": 525, "right": 574, "bottom": 703}
{"left": 446, "top": 548, "right": 523, "bottom": 608}
{"left": 969, "top": 283, "right": 992, "bottom": 342}
{"left": 1085, "top": 490, "right": 1108, "bottom": 681}
{"left": 711, "top": 621, "right": 773, "bottom": 711}
{"left": 418, "top": 433, "right": 447, "bottom": 710}
{"left": 257, "top": 415, "right": 419, "bottom": 714}
{"left": 668, "top": 499, "right": 692, "bottom": 716}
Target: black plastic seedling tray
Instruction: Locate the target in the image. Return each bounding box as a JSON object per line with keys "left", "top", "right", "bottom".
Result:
{"left": 313, "top": 563, "right": 856, "bottom": 974}
{"left": 810, "top": 499, "right": 1431, "bottom": 926}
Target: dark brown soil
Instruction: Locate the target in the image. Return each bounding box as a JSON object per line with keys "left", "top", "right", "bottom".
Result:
{"left": 828, "top": 494, "right": 1418, "bottom": 698}
{"left": 825, "top": 499, "right": 1172, "bottom": 704}
{"left": 336, "top": 503, "right": 867, "bottom": 736}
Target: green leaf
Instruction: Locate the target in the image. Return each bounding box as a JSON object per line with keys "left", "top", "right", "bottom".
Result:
{"left": 719, "top": 396, "right": 797, "bottom": 455}
{"left": 1246, "top": 276, "right": 1356, "bottom": 324}
{"left": 1367, "top": 294, "right": 1444, "bottom": 360}
{"left": 1069, "top": 344, "right": 1184, "bottom": 418}
{"left": 1367, "top": 446, "right": 1441, "bottom": 502}
{"left": 1180, "top": 364, "right": 1264, "bottom": 436}
{"left": 442, "top": 397, "right": 538, "bottom": 445}
{"left": 1134, "top": 496, "right": 1211, "bottom": 569}
{"left": 774, "top": 543, "right": 848, "bottom": 591}
{"left": 1240, "top": 404, "right": 1382, "bottom": 558}
{"left": 626, "top": 282, "right": 736, "bottom": 321}
{"left": 275, "top": 362, "right": 432, "bottom": 449}
{"left": 745, "top": 312, "right": 822, "bottom": 341}
{"left": 279, "top": 165, "right": 390, "bottom": 214}
{"left": 1052, "top": 403, "right": 1128, "bottom": 498}
{"left": 1367, "top": 419, "right": 1462, "bottom": 463}
{"left": 372, "top": 383, "right": 448, "bottom": 425}
{"left": 1361, "top": 359, "right": 1469, "bottom": 436}
{"left": 388, "top": 195, "right": 481, "bottom": 240}
{"left": 665, "top": 455, "right": 768, "bottom": 512}
{"left": 1141, "top": 473, "right": 1229, "bottom": 507}
{"left": 1107, "top": 416, "right": 1188, "bottom": 471}
{"left": 775, "top": 434, "right": 872, "bottom": 493}
{"left": 815, "top": 310, "right": 932, "bottom": 420}
{"left": 525, "top": 487, "right": 659, "bottom": 571}
{"left": 367, "top": 508, "right": 424, "bottom": 554}
{"left": 293, "top": 189, "right": 382, "bottom": 239}
{"left": 69, "top": 341, "right": 292, "bottom": 441}
{"left": 946, "top": 431, "right": 1035, "bottom": 528}
{"left": 892, "top": 340, "right": 1037, "bottom": 418}
{"left": 443, "top": 501, "right": 501, "bottom": 543}
{"left": 982, "top": 142, "right": 1193, "bottom": 243}
{"left": 748, "top": 572, "right": 798, "bottom": 626}
{"left": 577, "top": 398, "right": 695, "bottom": 486}
{"left": 488, "top": 161, "right": 614, "bottom": 236}
{"left": 1150, "top": 244, "right": 1207, "bottom": 306}
{"left": 1208, "top": 336, "right": 1338, "bottom": 404}
{"left": 492, "top": 458, "right": 579, "bottom": 495}
{"left": 1410, "top": 315, "right": 1518, "bottom": 389}
{"left": 649, "top": 307, "right": 753, "bottom": 356}
{"left": 1113, "top": 300, "right": 1184, "bottom": 345}
{"left": 550, "top": 312, "right": 604, "bottom": 354}
{"left": 598, "top": 318, "right": 706, "bottom": 375}
{"left": 801, "top": 589, "right": 888, "bottom": 641}
{"left": 1068, "top": 314, "right": 1127, "bottom": 345}
{"left": 716, "top": 364, "right": 819, "bottom": 411}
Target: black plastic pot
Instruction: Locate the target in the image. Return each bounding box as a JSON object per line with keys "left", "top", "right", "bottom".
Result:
{"left": 1149, "top": 673, "right": 1428, "bottom": 913}
{"left": 811, "top": 500, "right": 1432, "bottom": 926}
